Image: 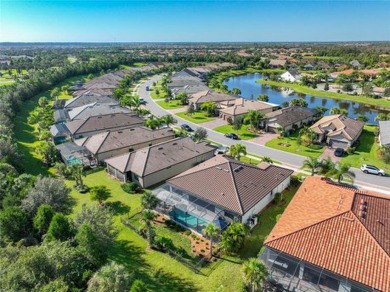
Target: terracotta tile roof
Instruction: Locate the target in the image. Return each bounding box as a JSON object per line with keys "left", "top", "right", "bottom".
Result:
{"left": 219, "top": 99, "right": 277, "bottom": 116}
{"left": 168, "top": 156, "right": 293, "bottom": 215}
{"left": 189, "top": 90, "right": 238, "bottom": 105}
{"left": 265, "top": 177, "right": 390, "bottom": 291}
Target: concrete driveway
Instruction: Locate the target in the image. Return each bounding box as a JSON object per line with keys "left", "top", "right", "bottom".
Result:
{"left": 319, "top": 147, "right": 340, "bottom": 163}
{"left": 247, "top": 133, "right": 279, "bottom": 146}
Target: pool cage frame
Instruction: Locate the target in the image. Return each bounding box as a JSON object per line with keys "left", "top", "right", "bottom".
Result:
{"left": 153, "top": 184, "right": 233, "bottom": 234}
{"left": 260, "top": 248, "right": 378, "bottom": 292}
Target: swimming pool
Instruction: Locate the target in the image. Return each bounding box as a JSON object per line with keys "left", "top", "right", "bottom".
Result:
{"left": 169, "top": 207, "right": 208, "bottom": 231}
{"left": 67, "top": 156, "right": 82, "bottom": 165}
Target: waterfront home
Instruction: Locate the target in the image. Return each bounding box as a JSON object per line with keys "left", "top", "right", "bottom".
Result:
{"left": 219, "top": 98, "right": 278, "bottom": 122}
{"left": 262, "top": 176, "right": 389, "bottom": 292}
{"left": 379, "top": 120, "right": 390, "bottom": 146}
{"left": 262, "top": 107, "right": 318, "bottom": 134}
{"left": 65, "top": 113, "right": 144, "bottom": 140}
{"left": 188, "top": 90, "right": 238, "bottom": 110}
{"left": 55, "top": 141, "right": 94, "bottom": 166}
{"left": 269, "top": 59, "right": 287, "bottom": 68}
{"left": 75, "top": 126, "right": 175, "bottom": 163}
{"left": 153, "top": 155, "right": 293, "bottom": 233}
{"left": 280, "top": 70, "right": 302, "bottom": 82}
{"left": 49, "top": 123, "right": 71, "bottom": 144}
{"left": 105, "top": 137, "right": 215, "bottom": 187}
{"left": 309, "top": 114, "right": 364, "bottom": 149}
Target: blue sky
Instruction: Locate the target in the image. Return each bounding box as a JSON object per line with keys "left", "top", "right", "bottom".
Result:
{"left": 0, "top": 1, "right": 389, "bottom": 42}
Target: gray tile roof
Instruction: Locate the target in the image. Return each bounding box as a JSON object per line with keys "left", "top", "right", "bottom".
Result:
{"left": 68, "top": 103, "right": 130, "bottom": 121}
{"left": 265, "top": 106, "right": 317, "bottom": 128}
{"left": 78, "top": 127, "right": 176, "bottom": 155}
{"left": 65, "top": 92, "right": 118, "bottom": 109}
{"left": 65, "top": 113, "right": 144, "bottom": 136}
{"left": 105, "top": 137, "right": 215, "bottom": 175}
{"left": 168, "top": 156, "right": 293, "bottom": 215}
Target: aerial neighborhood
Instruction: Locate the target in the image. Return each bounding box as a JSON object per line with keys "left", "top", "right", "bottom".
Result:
{"left": 0, "top": 43, "right": 389, "bottom": 292}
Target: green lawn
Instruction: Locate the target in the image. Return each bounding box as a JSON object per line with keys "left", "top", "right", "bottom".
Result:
{"left": 341, "top": 125, "right": 390, "bottom": 172}
{"left": 0, "top": 78, "right": 14, "bottom": 86}
{"left": 258, "top": 79, "right": 390, "bottom": 110}
{"left": 156, "top": 99, "right": 186, "bottom": 110}
{"left": 239, "top": 184, "right": 300, "bottom": 259}
{"left": 265, "top": 131, "right": 325, "bottom": 158}
{"left": 302, "top": 55, "right": 340, "bottom": 60}
{"left": 176, "top": 111, "right": 215, "bottom": 124}
{"left": 213, "top": 124, "right": 258, "bottom": 140}
{"left": 150, "top": 79, "right": 169, "bottom": 99}
{"left": 67, "top": 170, "right": 245, "bottom": 292}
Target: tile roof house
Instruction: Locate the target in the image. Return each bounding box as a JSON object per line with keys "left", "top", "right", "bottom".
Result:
{"left": 188, "top": 90, "right": 238, "bottom": 110}
{"left": 153, "top": 156, "right": 293, "bottom": 233}
{"left": 379, "top": 120, "right": 390, "bottom": 147}
{"left": 75, "top": 126, "right": 175, "bottom": 162}
{"left": 269, "top": 59, "right": 287, "bottom": 68}
{"left": 219, "top": 98, "right": 278, "bottom": 122}
{"left": 65, "top": 113, "right": 144, "bottom": 140}
{"left": 167, "top": 76, "right": 205, "bottom": 91}
{"left": 262, "top": 107, "right": 318, "bottom": 133}
{"left": 54, "top": 102, "right": 130, "bottom": 123}
{"left": 262, "top": 176, "right": 390, "bottom": 292}
{"left": 309, "top": 115, "right": 364, "bottom": 149}
{"left": 65, "top": 91, "right": 118, "bottom": 109}
{"left": 105, "top": 137, "right": 215, "bottom": 187}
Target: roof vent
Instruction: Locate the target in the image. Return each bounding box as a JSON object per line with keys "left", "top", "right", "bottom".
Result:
{"left": 223, "top": 169, "right": 229, "bottom": 172}
{"left": 97, "top": 116, "right": 102, "bottom": 119}
{"left": 360, "top": 199, "right": 367, "bottom": 206}
{"left": 233, "top": 166, "right": 244, "bottom": 172}
{"left": 173, "top": 142, "right": 177, "bottom": 145}
{"left": 359, "top": 205, "right": 367, "bottom": 212}
{"left": 130, "top": 128, "right": 135, "bottom": 131}
{"left": 158, "top": 147, "right": 164, "bottom": 150}
{"left": 118, "top": 131, "right": 123, "bottom": 134}
{"left": 216, "top": 166, "right": 222, "bottom": 170}
{"left": 221, "top": 192, "right": 225, "bottom": 196}
{"left": 359, "top": 211, "right": 367, "bottom": 219}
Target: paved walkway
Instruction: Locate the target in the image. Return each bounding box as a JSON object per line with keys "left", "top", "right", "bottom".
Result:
{"left": 319, "top": 147, "right": 340, "bottom": 163}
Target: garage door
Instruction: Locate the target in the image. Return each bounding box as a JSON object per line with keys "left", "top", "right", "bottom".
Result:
{"left": 330, "top": 140, "right": 348, "bottom": 149}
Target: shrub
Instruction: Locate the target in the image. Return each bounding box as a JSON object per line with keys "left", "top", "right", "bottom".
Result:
{"left": 290, "top": 175, "right": 301, "bottom": 186}
{"left": 274, "top": 192, "right": 283, "bottom": 204}
{"left": 345, "top": 147, "right": 356, "bottom": 155}
{"left": 154, "top": 236, "right": 175, "bottom": 251}
{"left": 184, "top": 230, "right": 192, "bottom": 236}
{"left": 121, "top": 182, "right": 140, "bottom": 194}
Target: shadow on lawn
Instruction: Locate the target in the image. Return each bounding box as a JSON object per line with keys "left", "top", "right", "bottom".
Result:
{"left": 110, "top": 239, "right": 198, "bottom": 291}
{"left": 108, "top": 201, "right": 130, "bottom": 215}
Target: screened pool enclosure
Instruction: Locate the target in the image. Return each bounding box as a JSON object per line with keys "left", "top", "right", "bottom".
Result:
{"left": 153, "top": 184, "right": 233, "bottom": 233}
{"left": 260, "top": 248, "right": 377, "bottom": 292}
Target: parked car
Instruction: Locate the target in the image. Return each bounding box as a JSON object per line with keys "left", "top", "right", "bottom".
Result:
{"left": 334, "top": 148, "right": 344, "bottom": 157}
{"left": 215, "top": 145, "right": 230, "bottom": 155}
{"left": 224, "top": 133, "right": 239, "bottom": 140}
{"left": 181, "top": 124, "right": 193, "bottom": 132}
{"left": 360, "top": 164, "right": 385, "bottom": 176}
{"left": 139, "top": 98, "right": 147, "bottom": 105}
{"left": 146, "top": 86, "right": 150, "bottom": 91}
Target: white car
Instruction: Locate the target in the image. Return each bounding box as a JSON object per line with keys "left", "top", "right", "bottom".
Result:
{"left": 360, "top": 164, "right": 385, "bottom": 176}
{"left": 214, "top": 145, "right": 229, "bottom": 155}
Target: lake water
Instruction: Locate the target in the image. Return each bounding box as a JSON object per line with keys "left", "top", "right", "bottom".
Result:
{"left": 223, "top": 73, "right": 388, "bottom": 124}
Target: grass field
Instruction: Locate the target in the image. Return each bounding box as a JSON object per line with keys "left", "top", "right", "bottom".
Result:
{"left": 176, "top": 111, "right": 215, "bottom": 124}
{"left": 213, "top": 124, "right": 258, "bottom": 140}
{"left": 156, "top": 99, "right": 186, "bottom": 109}
{"left": 265, "top": 131, "right": 325, "bottom": 158}
{"left": 258, "top": 80, "right": 390, "bottom": 110}
{"left": 150, "top": 79, "right": 169, "bottom": 99}
{"left": 341, "top": 125, "right": 389, "bottom": 172}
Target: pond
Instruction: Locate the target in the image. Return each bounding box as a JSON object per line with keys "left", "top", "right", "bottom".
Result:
{"left": 223, "top": 73, "right": 388, "bottom": 124}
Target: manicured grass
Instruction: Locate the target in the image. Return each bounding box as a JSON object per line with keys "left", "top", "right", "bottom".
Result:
{"left": 150, "top": 79, "right": 169, "bottom": 99}
{"left": 258, "top": 79, "right": 390, "bottom": 109}
{"left": 0, "top": 78, "right": 14, "bottom": 86}
{"left": 341, "top": 125, "right": 390, "bottom": 172}
{"left": 176, "top": 111, "right": 215, "bottom": 124}
{"left": 156, "top": 99, "right": 186, "bottom": 109}
{"left": 265, "top": 131, "right": 325, "bottom": 158}
{"left": 14, "top": 75, "right": 88, "bottom": 176}
{"left": 239, "top": 156, "right": 261, "bottom": 165}
{"left": 213, "top": 124, "right": 258, "bottom": 140}
{"left": 239, "top": 184, "right": 300, "bottom": 259}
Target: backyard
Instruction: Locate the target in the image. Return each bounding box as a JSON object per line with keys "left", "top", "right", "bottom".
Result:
{"left": 176, "top": 111, "right": 215, "bottom": 124}
{"left": 213, "top": 124, "right": 258, "bottom": 140}
{"left": 265, "top": 130, "right": 325, "bottom": 158}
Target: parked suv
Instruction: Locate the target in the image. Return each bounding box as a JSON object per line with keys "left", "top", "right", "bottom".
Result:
{"left": 360, "top": 164, "right": 385, "bottom": 176}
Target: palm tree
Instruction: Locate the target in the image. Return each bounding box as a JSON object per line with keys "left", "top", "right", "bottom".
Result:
{"left": 246, "top": 110, "right": 264, "bottom": 130}
{"left": 261, "top": 156, "right": 273, "bottom": 164}
{"left": 130, "top": 95, "right": 141, "bottom": 112}
{"left": 145, "top": 117, "right": 159, "bottom": 130}
{"left": 162, "top": 114, "right": 177, "bottom": 128}
{"left": 204, "top": 224, "right": 219, "bottom": 257}
{"left": 87, "top": 261, "right": 133, "bottom": 292}
{"left": 141, "top": 191, "right": 159, "bottom": 210}
{"left": 142, "top": 209, "right": 156, "bottom": 247}
{"left": 241, "top": 258, "right": 269, "bottom": 292}
{"left": 200, "top": 101, "right": 217, "bottom": 117}
{"left": 335, "top": 163, "right": 355, "bottom": 184}
{"left": 302, "top": 157, "right": 319, "bottom": 176}
{"left": 229, "top": 144, "right": 247, "bottom": 161}
{"left": 219, "top": 222, "right": 247, "bottom": 254}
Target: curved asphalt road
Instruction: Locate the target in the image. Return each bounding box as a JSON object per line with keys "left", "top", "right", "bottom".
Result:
{"left": 139, "top": 75, "right": 390, "bottom": 194}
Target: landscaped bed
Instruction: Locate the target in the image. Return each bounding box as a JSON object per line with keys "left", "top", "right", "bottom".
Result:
{"left": 213, "top": 124, "right": 258, "bottom": 140}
